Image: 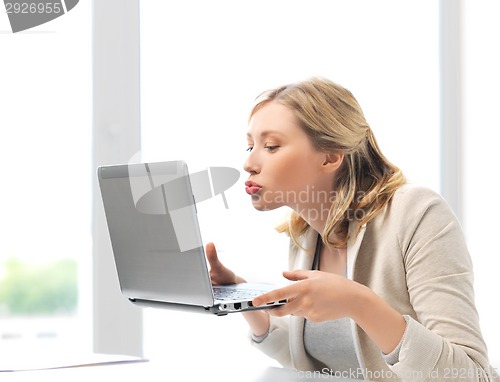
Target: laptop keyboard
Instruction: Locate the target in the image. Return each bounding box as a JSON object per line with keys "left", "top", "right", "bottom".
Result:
{"left": 213, "top": 287, "right": 263, "bottom": 301}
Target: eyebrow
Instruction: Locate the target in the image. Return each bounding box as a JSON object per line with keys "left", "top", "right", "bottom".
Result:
{"left": 246, "top": 130, "right": 287, "bottom": 139}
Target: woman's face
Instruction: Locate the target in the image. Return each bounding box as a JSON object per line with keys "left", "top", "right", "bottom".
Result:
{"left": 244, "top": 101, "right": 335, "bottom": 213}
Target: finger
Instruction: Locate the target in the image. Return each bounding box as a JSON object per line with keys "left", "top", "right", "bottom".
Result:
{"left": 252, "top": 285, "right": 294, "bottom": 307}
{"left": 205, "top": 242, "right": 222, "bottom": 269}
{"left": 282, "top": 269, "right": 311, "bottom": 281}
{"left": 268, "top": 298, "right": 301, "bottom": 318}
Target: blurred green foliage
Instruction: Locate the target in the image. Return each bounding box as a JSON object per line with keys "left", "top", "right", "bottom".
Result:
{"left": 0, "top": 258, "right": 78, "bottom": 316}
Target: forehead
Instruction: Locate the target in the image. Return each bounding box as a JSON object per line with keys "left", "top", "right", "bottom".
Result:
{"left": 247, "top": 102, "right": 300, "bottom": 138}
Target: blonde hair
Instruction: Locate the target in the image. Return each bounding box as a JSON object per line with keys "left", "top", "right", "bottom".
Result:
{"left": 249, "top": 77, "right": 406, "bottom": 249}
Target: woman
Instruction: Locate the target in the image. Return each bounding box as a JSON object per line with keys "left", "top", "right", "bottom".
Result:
{"left": 206, "top": 78, "right": 498, "bottom": 381}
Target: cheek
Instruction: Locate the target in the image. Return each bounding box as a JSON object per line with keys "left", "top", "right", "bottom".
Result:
{"left": 273, "top": 154, "right": 313, "bottom": 189}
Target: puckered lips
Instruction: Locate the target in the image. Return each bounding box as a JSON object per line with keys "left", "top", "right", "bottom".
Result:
{"left": 245, "top": 180, "right": 262, "bottom": 195}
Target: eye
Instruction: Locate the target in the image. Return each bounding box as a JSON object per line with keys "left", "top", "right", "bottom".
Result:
{"left": 246, "top": 146, "right": 253, "bottom": 152}
{"left": 265, "top": 145, "right": 280, "bottom": 152}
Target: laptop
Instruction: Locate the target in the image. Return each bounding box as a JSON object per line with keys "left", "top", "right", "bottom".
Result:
{"left": 97, "top": 160, "right": 286, "bottom": 316}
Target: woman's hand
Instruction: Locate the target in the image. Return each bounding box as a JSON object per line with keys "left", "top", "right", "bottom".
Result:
{"left": 252, "top": 269, "right": 364, "bottom": 322}
{"left": 206, "top": 242, "right": 269, "bottom": 337}
{"left": 205, "top": 242, "right": 245, "bottom": 285}
{"left": 252, "top": 269, "right": 407, "bottom": 354}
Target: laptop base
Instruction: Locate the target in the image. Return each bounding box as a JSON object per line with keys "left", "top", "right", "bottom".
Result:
{"left": 129, "top": 298, "right": 280, "bottom": 316}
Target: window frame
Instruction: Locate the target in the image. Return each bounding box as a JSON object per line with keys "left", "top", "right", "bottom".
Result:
{"left": 92, "top": 0, "right": 143, "bottom": 356}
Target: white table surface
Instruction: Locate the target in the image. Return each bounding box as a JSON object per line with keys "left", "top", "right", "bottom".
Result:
{"left": 0, "top": 352, "right": 360, "bottom": 382}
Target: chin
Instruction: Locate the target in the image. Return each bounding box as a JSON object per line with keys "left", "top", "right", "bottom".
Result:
{"left": 252, "top": 204, "right": 271, "bottom": 211}
{"left": 251, "top": 198, "right": 279, "bottom": 211}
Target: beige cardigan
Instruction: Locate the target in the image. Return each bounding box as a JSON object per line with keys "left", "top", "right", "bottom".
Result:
{"left": 250, "top": 185, "right": 499, "bottom": 381}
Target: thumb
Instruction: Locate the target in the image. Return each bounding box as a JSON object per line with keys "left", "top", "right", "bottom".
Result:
{"left": 206, "top": 242, "right": 222, "bottom": 269}
{"left": 283, "top": 269, "right": 311, "bottom": 281}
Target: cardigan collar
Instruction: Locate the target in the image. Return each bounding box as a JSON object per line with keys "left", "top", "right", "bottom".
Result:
{"left": 292, "top": 221, "right": 367, "bottom": 276}
{"left": 289, "top": 220, "right": 367, "bottom": 372}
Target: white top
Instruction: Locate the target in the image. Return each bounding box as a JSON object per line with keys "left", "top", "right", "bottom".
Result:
{"left": 303, "top": 317, "right": 361, "bottom": 374}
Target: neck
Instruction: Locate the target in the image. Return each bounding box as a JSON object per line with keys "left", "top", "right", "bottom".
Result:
{"left": 294, "top": 204, "right": 348, "bottom": 248}
{"left": 289, "top": 182, "right": 343, "bottom": 245}
{"left": 294, "top": 202, "right": 328, "bottom": 236}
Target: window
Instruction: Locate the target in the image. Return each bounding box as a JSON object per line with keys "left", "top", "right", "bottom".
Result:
{"left": 139, "top": 0, "right": 440, "bottom": 358}
{"left": 0, "top": 2, "right": 92, "bottom": 356}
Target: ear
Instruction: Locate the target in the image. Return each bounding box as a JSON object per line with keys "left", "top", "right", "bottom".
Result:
{"left": 322, "top": 152, "right": 344, "bottom": 173}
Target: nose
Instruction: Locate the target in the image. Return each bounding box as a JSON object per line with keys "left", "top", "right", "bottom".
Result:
{"left": 243, "top": 150, "right": 260, "bottom": 175}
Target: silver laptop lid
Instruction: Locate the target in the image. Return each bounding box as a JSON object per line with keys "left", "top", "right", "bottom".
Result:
{"left": 97, "top": 160, "right": 214, "bottom": 307}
